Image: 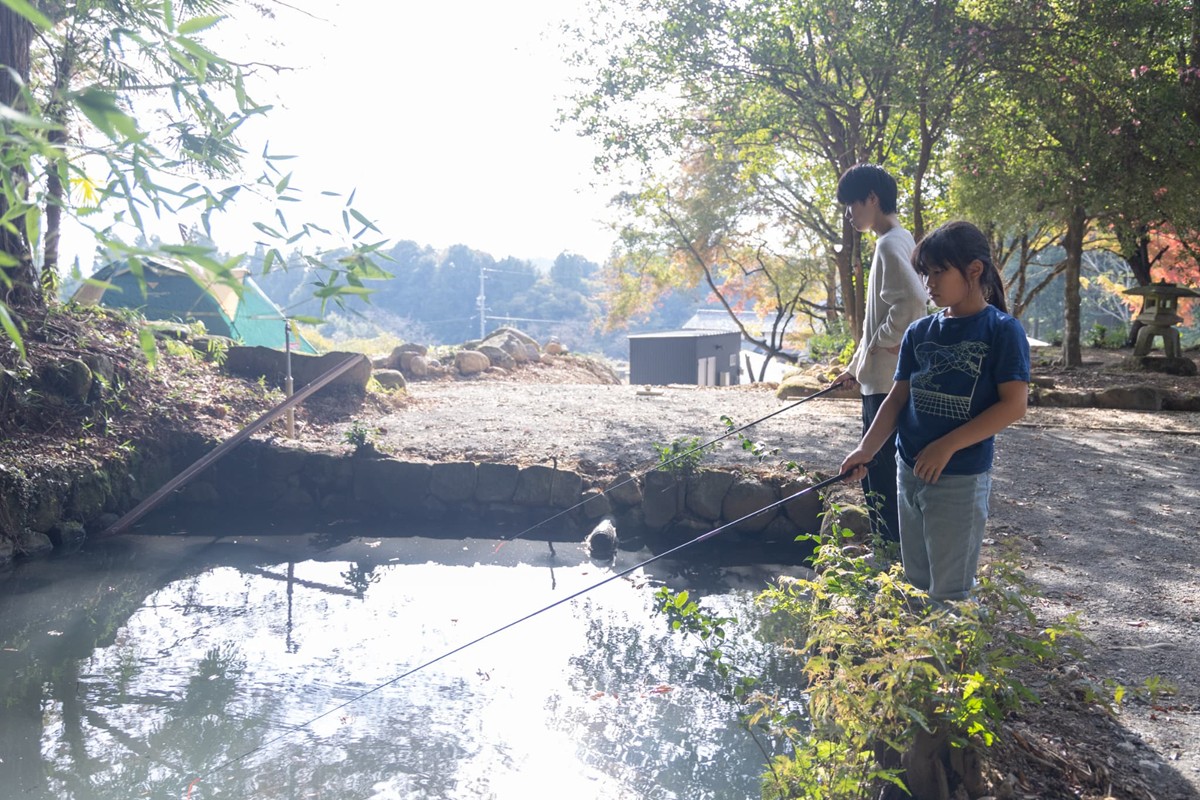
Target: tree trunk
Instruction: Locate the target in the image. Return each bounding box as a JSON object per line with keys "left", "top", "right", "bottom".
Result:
{"left": 913, "top": 117, "right": 934, "bottom": 241}
{"left": 1187, "top": 0, "right": 1200, "bottom": 126}
{"left": 839, "top": 220, "right": 865, "bottom": 344}
{"left": 43, "top": 40, "right": 77, "bottom": 299}
{"left": 1061, "top": 205, "right": 1087, "bottom": 367}
{"left": 0, "top": 4, "right": 38, "bottom": 309}
{"left": 1121, "top": 225, "right": 1153, "bottom": 346}
{"left": 836, "top": 224, "right": 858, "bottom": 343}
{"left": 825, "top": 259, "right": 839, "bottom": 325}
{"left": 850, "top": 228, "right": 866, "bottom": 342}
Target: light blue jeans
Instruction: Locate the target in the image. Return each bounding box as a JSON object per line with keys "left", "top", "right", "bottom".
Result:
{"left": 896, "top": 458, "right": 992, "bottom": 602}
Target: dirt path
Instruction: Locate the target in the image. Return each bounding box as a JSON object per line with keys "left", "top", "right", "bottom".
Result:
{"left": 309, "top": 380, "right": 1200, "bottom": 797}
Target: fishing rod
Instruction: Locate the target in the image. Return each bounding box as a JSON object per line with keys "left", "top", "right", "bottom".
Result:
{"left": 494, "top": 381, "right": 845, "bottom": 551}
{"left": 183, "top": 465, "right": 857, "bottom": 796}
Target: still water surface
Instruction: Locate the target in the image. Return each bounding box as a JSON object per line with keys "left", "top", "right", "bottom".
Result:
{"left": 0, "top": 526, "right": 808, "bottom": 800}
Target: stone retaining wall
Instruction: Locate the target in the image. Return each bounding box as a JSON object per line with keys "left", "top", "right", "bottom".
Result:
{"left": 0, "top": 437, "right": 828, "bottom": 566}
{"left": 177, "top": 441, "right": 827, "bottom": 549}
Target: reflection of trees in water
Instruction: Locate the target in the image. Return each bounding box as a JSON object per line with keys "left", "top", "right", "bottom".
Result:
{"left": 2, "top": 550, "right": 812, "bottom": 800}
{"left": 32, "top": 637, "right": 481, "bottom": 799}
{"left": 550, "top": 591, "right": 804, "bottom": 799}
{"left": 340, "top": 562, "right": 382, "bottom": 599}
{"left": 4, "top": 558, "right": 477, "bottom": 800}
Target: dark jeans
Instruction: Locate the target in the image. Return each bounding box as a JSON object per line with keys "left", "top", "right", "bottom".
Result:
{"left": 861, "top": 393, "right": 900, "bottom": 543}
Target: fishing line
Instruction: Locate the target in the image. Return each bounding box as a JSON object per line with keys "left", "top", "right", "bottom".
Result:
{"left": 184, "top": 466, "right": 854, "bottom": 793}
{"left": 493, "top": 382, "right": 844, "bottom": 551}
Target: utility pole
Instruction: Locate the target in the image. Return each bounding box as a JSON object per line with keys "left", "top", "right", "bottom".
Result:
{"left": 477, "top": 267, "right": 486, "bottom": 339}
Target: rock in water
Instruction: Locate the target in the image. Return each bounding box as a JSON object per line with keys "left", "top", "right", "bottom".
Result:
{"left": 585, "top": 517, "right": 618, "bottom": 560}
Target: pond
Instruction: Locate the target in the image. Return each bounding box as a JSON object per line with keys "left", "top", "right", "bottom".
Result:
{"left": 0, "top": 522, "right": 811, "bottom": 800}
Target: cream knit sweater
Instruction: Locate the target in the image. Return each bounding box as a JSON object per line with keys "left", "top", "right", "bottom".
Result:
{"left": 846, "top": 226, "right": 928, "bottom": 396}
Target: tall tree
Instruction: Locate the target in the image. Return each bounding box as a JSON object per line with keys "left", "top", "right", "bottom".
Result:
{"left": 567, "top": 0, "right": 985, "bottom": 344}
{"left": 599, "top": 143, "right": 829, "bottom": 371}
{"left": 0, "top": 2, "right": 36, "bottom": 315}
{"left": 952, "top": 0, "right": 1200, "bottom": 364}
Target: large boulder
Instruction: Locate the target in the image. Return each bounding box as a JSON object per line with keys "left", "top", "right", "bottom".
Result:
{"left": 1119, "top": 355, "right": 1198, "bottom": 376}
{"left": 513, "top": 465, "right": 556, "bottom": 506}
{"left": 819, "top": 504, "right": 873, "bottom": 539}
{"left": 722, "top": 476, "right": 778, "bottom": 532}
{"left": 389, "top": 343, "right": 429, "bottom": 372}
{"left": 82, "top": 353, "right": 116, "bottom": 388}
{"left": 482, "top": 328, "right": 541, "bottom": 365}
{"left": 1094, "top": 385, "right": 1163, "bottom": 411}
{"left": 776, "top": 374, "right": 855, "bottom": 401}
{"left": 485, "top": 326, "right": 541, "bottom": 350}
{"left": 408, "top": 355, "right": 431, "bottom": 378}
{"left": 476, "top": 463, "right": 520, "bottom": 503}
{"left": 455, "top": 349, "right": 491, "bottom": 376}
{"left": 1165, "top": 393, "right": 1200, "bottom": 412}
{"left": 642, "top": 471, "right": 683, "bottom": 529}
{"left": 1032, "top": 388, "right": 1095, "bottom": 408}
{"left": 430, "top": 462, "right": 477, "bottom": 503}
{"left": 580, "top": 488, "right": 612, "bottom": 520}
{"left": 373, "top": 369, "right": 407, "bottom": 390}
{"left": 39, "top": 358, "right": 93, "bottom": 404}
{"left": 606, "top": 473, "right": 643, "bottom": 508}
{"left": 478, "top": 344, "right": 516, "bottom": 371}
{"left": 685, "top": 470, "right": 736, "bottom": 522}
{"left": 781, "top": 475, "right": 823, "bottom": 533}
{"left": 17, "top": 529, "right": 54, "bottom": 557}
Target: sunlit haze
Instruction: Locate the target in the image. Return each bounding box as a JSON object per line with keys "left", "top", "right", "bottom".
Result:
{"left": 219, "top": 0, "right": 615, "bottom": 263}
{"left": 70, "top": 0, "right": 618, "bottom": 270}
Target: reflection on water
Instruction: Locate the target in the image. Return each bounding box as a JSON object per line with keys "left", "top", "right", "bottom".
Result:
{"left": 0, "top": 530, "right": 808, "bottom": 800}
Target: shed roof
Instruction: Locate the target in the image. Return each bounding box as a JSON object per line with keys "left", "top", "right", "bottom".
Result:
{"left": 627, "top": 329, "right": 735, "bottom": 339}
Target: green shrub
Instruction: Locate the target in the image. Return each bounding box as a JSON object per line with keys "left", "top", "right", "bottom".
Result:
{"left": 652, "top": 436, "right": 718, "bottom": 475}
{"left": 808, "top": 320, "right": 855, "bottom": 365}
{"left": 752, "top": 525, "right": 1081, "bottom": 799}
{"left": 342, "top": 420, "right": 377, "bottom": 455}
{"left": 654, "top": 516, "right": 1083, "bottom": 800}
{"left": 1087, "top": 322, "right": 1127, "bottom": 349}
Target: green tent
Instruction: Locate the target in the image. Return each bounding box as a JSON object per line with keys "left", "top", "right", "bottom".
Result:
{"left": 73, "top": 258, "right": 317, "bottom": 354}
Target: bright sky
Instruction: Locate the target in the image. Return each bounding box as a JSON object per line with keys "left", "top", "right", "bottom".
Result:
{"left": 203, "top": 0, "right": 617, "bottom": 265}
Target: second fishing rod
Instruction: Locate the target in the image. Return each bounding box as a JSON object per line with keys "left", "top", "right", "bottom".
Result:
{"left": 493, "top": 382, "right": 845, "bottom": 550}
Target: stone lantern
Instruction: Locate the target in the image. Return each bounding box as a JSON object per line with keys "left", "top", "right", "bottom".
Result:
{"left": 1123, "top": 282, "right": 1199, "bottom": 358}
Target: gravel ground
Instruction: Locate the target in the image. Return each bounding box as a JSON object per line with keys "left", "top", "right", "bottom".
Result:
{"left": 303, "top": 379, "right": 1200, "bottom": 798}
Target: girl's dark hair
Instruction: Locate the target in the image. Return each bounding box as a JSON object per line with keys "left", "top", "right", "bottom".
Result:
{"left": 911, "top": 220, "right": 1008, "bottom": 313}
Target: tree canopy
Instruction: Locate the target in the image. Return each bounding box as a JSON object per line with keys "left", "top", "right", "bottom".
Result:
{"left": 566, "top": 0, "right": 1200, "bottom": 365}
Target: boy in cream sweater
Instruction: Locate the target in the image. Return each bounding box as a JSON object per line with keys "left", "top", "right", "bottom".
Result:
{"left": 832, "top": 165, "right": 929, "bottom": 543}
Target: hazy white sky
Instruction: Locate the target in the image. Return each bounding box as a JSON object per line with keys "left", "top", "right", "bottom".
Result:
{"left": 206, "top": 0, "right": 617, "bottom": 265}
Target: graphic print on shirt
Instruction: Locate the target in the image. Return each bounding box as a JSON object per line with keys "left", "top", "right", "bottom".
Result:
{"left": 911, "top": 340, "right": 990, "bottom": 420}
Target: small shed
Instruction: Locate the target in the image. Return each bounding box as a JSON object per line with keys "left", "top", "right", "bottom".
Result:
{"left": 628, "top": 329, "right": 741, "bottom": 386}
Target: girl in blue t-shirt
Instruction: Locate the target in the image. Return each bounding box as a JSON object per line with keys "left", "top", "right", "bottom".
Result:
{"left": 840, "top": 220, "right": 1030, "bottom": 601}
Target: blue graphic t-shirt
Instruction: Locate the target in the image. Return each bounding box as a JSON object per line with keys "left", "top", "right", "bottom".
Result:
{"left": 894, "top": 305, "right": 1030, "bottom": 475}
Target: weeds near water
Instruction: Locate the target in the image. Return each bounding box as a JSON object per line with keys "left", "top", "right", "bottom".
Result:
{"left": 652, "top": 436, "right": 718, "bottom": 475}
{"left": 343, "top": 420, "right": 377, "bottom": 455}
{"left": 720, "top": 414, "right": 781, "bottom": 463}
{"left": 654, "top": 513, "right": 1083, "bottom": 800}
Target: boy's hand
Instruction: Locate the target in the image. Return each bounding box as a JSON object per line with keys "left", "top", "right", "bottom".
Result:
{"left": 839, "top": 448, "right": 873, "bottom": 482}
{"left": 831, "top": 371, "right": 858, "bottom": 390}
{"left": 913, "top": 440, "right": 956, "bottom": 484}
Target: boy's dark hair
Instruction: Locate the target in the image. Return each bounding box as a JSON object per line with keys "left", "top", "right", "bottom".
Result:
{"left": 836, "top": 164, "right": 899, "bottom": 214}
{"left": 912, "top": 220, "right": 1008, "bottom": 314}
